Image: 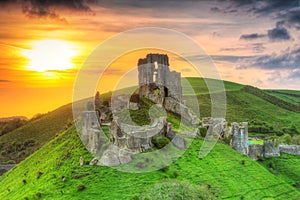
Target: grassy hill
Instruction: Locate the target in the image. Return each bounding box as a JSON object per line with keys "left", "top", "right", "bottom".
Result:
{"left": 0, "top": 77, "right": 299, "bottom": 199}
{"left": 185, "top": 78, "right": 300, "bottom": 135}
{"left": 1, "top": 77, "right": 299, "bottom": 165}
{"left": 0, "top": 126, "right": 299, "bottom": 199}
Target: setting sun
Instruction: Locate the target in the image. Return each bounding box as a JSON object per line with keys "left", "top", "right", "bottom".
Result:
{"left": 22, "top": 40, "right": 77, "bottom": 72}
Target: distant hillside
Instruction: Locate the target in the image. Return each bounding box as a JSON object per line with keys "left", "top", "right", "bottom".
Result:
{"left": 265, "top": 90, "right": 300, "bottom": 107}
{"left": 0, "top": 118, "right": 28, "bottom": 137}
{"left": 0, "top": 116, "right": 28, "bottom": 122}
{"left": 0, "top": 104, "right": 73, "bottom": 164}
{"left": 0, "top": 126, "right": 299, "bottom": 199}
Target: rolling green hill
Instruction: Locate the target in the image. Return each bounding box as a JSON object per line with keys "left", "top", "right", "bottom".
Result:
{"left": 0, "top": 77, "right": 299, "bottom": 165}
{"left": 185, "top": 78, "right": 300, "bottom": 134}
{"left": 0, "top": 77, "right": 299, "bottom": 199}
{"left": 0, "top": 126, "right": 300, "bottom": 199}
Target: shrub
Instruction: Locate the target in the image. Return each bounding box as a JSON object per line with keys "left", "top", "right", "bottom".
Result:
{"left": 222, "top": 135, "right": 232, "bottom": 145}
{"left": 77, "top": 184, "right": 86, "bottom": 191}
{"left": 268, "top": 161, "right": 275, "bottom": 169}
{"left": 199, "top": 127, "right": 208, "bottom": 138}
{"left": 274, "top": 140, "right": 279, "bottom": 147}
{"left": 37, "top": 171, "right": 43, "bottom": 179}
{"left": 159, "top": 166, "right": 169, "bottom": 173}
{"left": 173, "top": 171, "right": 179, "bottom": 178}
{"left": 5, "top": 160, "right": 16, "bottom": 164}
{"left": 152, "top": 136, "right": 170, "bottom": 149}
{"left": 35, "top": 192, "right": 42, "bottom": 198}
{"left": 23, "top": 139, "right": 36, "bottom": 147}
{"left": 292, "top": 182, "right": 300, "bottom": 188}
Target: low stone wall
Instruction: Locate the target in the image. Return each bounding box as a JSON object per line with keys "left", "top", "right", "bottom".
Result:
{"left": 164, "top": 97, "right": 198, "bottom": 125}
{"left": 279, "top": 145, "right": 300, "bottom": 155}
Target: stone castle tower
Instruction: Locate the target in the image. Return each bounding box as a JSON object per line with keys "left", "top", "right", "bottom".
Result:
{"left": 138, "top": 53, "right": 182, "bottom": 104}
{"left": 231, "top": 122, "right": 249, "bottom": 155}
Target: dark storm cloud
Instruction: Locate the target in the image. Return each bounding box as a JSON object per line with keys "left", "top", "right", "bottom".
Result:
{"left": 240, "top": 33, "right": 266, "bottom": 40}
{"left": 240, "top": 23, "right": 291, "bottom": 43}
{"left": 226, "top": 0, "right": 300, "bottom": 15}
{"left": 0, "top": 0, "right": 93, "bottom": 20}
{"left": 267, "top": 26, "right": 291, "bottom": 41}
{"left": 226, "top": 1, "right": 300, "bottom": 28}
{"left": 239, "top": 47, "right": 300, "bottom": 70}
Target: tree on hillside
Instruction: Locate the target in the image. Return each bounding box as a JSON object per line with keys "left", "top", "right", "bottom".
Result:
{"left": 95, "top": 91, "right": 101, "bottom": 109}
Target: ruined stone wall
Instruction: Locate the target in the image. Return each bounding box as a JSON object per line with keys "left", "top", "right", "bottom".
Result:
{"left": 264, "top": 139, "right": 280, "bottom": 158}
{"left": 82, "top": 111, "right": 99, "bottom": 143}
{"left": 164, "top": 97, "right": 198, "bottom": 125}
{"left": 279, "top": 145, "right": 300, "bottom": 155}
{"left": 231, "top": 122, "right": 248, "bottom": 155}
{"left": 81, "top": 111, "right": 103, "bottom": 154}
{"left": 202, "top": 117, "right": 227, "bottom": 138}
{"left": 248, "top": 144, "right": 264, "bottom": 160}
{"left": 110, "top": 117, "right": 165, "bottom": 152}
{"left": 111, "top": 95, "right": 128, "bottom": 113}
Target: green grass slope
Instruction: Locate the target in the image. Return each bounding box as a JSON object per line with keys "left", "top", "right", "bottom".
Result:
{"left": 0, "top": 126, "right": 299, "bottom": 200}
{"left": 0, "top": 104, "right": 73, "bottom": 164}
{"left": 185, "top": 78, "right": 300, "bottom": 133}
{"left": 259, "top": 153, "right": 300, "bottom": 190}
{"left": 265, "top": 90, "right": 300, "bottom": 107}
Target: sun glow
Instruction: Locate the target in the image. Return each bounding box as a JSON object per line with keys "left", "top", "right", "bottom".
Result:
{"left": 22, "top": 40, "right": 77, "bottom": 72}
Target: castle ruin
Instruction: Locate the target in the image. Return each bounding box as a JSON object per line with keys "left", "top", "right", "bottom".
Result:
{"left": 230, "top": 122, "right": 282, "bottom": 160}
{"left": 138, "top": 54, "right": 182, "bottom": 104}
{"left": 81, "top": 111, "right": 101, "bottom": 154}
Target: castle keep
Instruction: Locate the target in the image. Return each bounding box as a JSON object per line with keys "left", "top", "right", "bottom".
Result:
{"left": 138, "top": 54, "right": 182, "bottom": 104}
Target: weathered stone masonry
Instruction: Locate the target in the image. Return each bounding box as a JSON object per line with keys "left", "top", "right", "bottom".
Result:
{"left": 138, "top": 54, "right": 182, "bottom": 104}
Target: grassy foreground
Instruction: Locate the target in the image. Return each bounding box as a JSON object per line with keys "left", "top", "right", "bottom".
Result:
{"left": 0, "top": 126, "right": 299, "bottom": 200}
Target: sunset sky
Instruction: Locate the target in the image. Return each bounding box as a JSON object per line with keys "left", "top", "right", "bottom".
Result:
{"left": 1, "top": 0, "right": 300, "bottom": 118}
